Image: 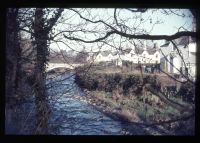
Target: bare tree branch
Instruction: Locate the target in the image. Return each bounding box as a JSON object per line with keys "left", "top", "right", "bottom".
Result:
{"left": 64, "top": 29, "right": 195, "bottom": 43}
{"left": 63, "top": 31, "right": 115, "bottom": 43}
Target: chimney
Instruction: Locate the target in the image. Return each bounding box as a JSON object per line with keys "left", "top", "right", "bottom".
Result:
{"left": 192, "top": 18, "right": 196, "bottom": 32}
{"left": 154, "top": 43, "right": 158, "bottom": 48}
{"left": 154, "top": 42, "right": 159, "bottom": 51}
{"left": 144, "top": 40, "right": 147, "bottom": 50}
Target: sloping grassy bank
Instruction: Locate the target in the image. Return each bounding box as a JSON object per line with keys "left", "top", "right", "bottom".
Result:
{"left": 74, "top": 65, "right": 195, "bottom": 135}
{"left": 75, "top": 66, "right": 161, "bottom": 95}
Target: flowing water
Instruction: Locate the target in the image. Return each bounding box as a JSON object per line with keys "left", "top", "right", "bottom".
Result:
{"left": 6, "top": 71, "right": 124, "bottom": 135}
{"left": 46, "top": 71, "right": 123, "bottom": 135}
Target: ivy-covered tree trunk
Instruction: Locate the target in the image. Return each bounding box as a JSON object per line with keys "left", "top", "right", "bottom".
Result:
{"left": 33, "top": 8, "right": 50, "bottom": 134}
{"left": 32, "top": 8, "right": 64, "bottom": 134}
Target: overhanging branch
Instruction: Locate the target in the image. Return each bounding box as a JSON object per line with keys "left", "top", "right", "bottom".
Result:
{"left": 116, "top": 31, "right": 196, "bottom": 40}
{"left": 63, "top": 31, "right": 115, "bottom": 43}
{"left": 66, "top": 8, "right": 196, "bottom": 42}
{"left": 63, "top": 30, "right": 196, "bottom": 43}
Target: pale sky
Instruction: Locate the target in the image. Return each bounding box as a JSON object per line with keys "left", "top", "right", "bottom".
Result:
{"left": 49, "top": 8, "right": 194, "bottom": 52}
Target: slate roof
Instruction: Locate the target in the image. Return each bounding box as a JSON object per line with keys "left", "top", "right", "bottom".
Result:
{"left": 147, "top": 48, "right": 158, "bottom": 55}
{"left": 160, "top": 41, "right": 170, "bottom": 47}
{"left": 111, "top": 51, "right": 119, "bottom": 56}
{"left": 176, "top": 36, "right": 189, "bottom": 46}
{"left": 100, "top": 50, "right": 112, "bottom": 56}
{"left": 93, "top": 45, "right": 158, "bottom": 58}
{"left": 135, "top": 47, "right": 144, "bottom": 54}
{"left": 135, "top": 47, "right": 158, "bottom": 55}
{"left": 120, "top": 48, "right": 132, "bottom": 55}
{"left": 161, "top": 36, "right": 195, "bottom": 47}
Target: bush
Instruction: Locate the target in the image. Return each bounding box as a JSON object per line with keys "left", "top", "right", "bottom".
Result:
{"left": 75, "top": 65, "right": 195, "bottom": 105}
{"left": 178, "top": 82, "right": 195, "bottom": 103}
{"left": 75, "top": 70, "right": 145, "bottom": 96}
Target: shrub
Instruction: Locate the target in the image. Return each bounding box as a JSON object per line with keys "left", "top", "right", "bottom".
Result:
{"left": 178, "top": 82, "right": 195, "bottom": 103}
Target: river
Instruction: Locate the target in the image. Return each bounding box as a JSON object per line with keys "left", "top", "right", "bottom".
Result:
{"left": 46, "top": 71, "right": 123, "bottom": 135}
{"left": 6, "top": 71, "right": 171, "bottom": 135}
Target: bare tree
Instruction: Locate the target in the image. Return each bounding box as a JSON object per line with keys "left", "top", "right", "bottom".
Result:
{"left": 53, "top": 8, "right": 196, "bottom": 128}
{"left": 5, "top": 8, "right": 196, "bottom": 135}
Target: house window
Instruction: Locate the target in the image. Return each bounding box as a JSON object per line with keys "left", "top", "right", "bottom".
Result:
{"left": 144, "top": 54, "right": 146, "bottom": 57}
{"left": 131, "top": 54, "right": 133, "bottom": 57}
{"left": 156, "top": 54, "right": 158, "bottom": 58}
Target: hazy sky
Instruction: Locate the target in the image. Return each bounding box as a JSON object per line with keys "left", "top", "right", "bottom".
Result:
{"left": 50, "top": 9, "right": 194, "bottom": 52}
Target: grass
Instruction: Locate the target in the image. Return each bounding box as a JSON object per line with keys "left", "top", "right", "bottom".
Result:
{"left": 87, "top": 90, "right": 193, "bottom": 127}
{"left": 90, "top": 91, "right": 118, "bottom": 108}
{"left": 76, "top": 64, "right": 195, "bottom": 134}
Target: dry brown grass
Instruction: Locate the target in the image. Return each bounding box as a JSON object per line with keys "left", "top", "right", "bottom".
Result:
{"left": 156, "top": 74, "right": 181, "bottom": 87}
{"left": 120, "top": 109, "right": 141, "bottom": 122}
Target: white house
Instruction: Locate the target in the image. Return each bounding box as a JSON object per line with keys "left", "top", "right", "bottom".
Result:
{"left": 87, "top": 42, "right": 161, "bottom": 66}
{"left": 87, "top": 50, "right": 117, "bottom": 64}
{"left": 96, "top": 50, "right": 113, "bottom": 62}
{"left": 160, "top": 36, "right": 196, "bottom": 81}
{"left": 121, "top": 43, "right": 160, "bottom": 64}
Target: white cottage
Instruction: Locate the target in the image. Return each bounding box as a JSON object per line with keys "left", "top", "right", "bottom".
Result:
{"left": 87, "top": 42, "right": 161, "bottom": 67}
{"left": 160, "top": 36, "right": 196, "bottom": 80}
{"left": 124, "top": 43, "right": 160, "bottom": 64}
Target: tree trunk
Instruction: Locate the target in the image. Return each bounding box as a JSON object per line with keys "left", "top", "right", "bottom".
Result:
{"left": 5, "top": 8, "right": 22, "bottom": 134}
{"left": 6, "top": 8, "right": 21, "bottom": 105}
{"left": 33, "top": 8, "right": 50, "bottom": 134}
{"left": 32, "top": 8, "right": 64, "bottom": 134}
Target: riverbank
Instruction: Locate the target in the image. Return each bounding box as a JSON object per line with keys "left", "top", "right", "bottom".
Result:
{"left": 73, "top": 90, "right": 147, "bottom": 135}
{"left": 73, "top": 89, "right": 194, "bottom": 135}
{"left": 74, "top": 65, "right": 195, "bottom": 135}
